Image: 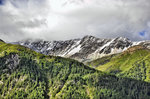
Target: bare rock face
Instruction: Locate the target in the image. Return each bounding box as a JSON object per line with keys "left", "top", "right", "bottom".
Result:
{"left": 5, "top": 54, "right": 20, "bottom": 70}
{"left": 0, "top": 39, "right": 4, "bottom": 42}
{"left": 12, "top": 36, "right": 150, "bottom": 62}
{"left": 69, "top": 36, "right": 111, "bottom": 61}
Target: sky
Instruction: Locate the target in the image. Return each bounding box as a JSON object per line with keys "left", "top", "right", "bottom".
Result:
{"left": 0, "top": 0, "right": 150, "bottom": 42}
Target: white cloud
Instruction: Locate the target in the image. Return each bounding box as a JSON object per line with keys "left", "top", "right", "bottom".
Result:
{"left": 0, "top": 0, "right": 150, "bottom": 41}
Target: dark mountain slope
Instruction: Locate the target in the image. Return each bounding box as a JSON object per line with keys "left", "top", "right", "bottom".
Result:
{"left": 1, "top": 41, "right": 150, "bottom": 99}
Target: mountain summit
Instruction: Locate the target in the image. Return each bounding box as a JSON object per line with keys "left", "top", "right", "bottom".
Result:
{"left": 12, "top": 36, "right": 150, "bottom": 62}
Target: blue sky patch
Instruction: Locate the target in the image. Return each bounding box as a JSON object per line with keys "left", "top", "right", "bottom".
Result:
{"left": 139, "top": 30, "right": 146, "bottom": 37}
{"left": 0, "top": 0, "right": 4, "bottom": 5}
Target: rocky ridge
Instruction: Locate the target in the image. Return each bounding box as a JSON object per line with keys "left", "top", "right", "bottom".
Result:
{"left": 12, "top": 35, "right": 150, "bottom": 62}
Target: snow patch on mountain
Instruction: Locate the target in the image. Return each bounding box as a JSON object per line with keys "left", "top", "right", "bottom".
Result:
{"left": 67, "top": 45, "right": 81, "bottom": 56}
{"left": 100, "top": 39, "right": 114, "bottom": 50}
{"left": 12, "top": 36, "right": 150, "bottom": 62}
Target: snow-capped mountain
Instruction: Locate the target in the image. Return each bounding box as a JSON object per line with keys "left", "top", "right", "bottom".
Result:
{"left": 12, "top": 35, "right": 150, "bottom": 62}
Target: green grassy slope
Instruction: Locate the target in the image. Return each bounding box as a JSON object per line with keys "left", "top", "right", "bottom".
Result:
{"left": 89, "top": 45, "right": 150, "bottom": 82}
{"left": 1, "top": 41, "right": 150, "bottom": 99}
{"left": 86, "top": 54, "right": 117, "bottom": 68}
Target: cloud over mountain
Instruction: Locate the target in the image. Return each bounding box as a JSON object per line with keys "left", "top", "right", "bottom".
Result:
{"left": 0, "top": 0, "right": 150, "bottom": 41}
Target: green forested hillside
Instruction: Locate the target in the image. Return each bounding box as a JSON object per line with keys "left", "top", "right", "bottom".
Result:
{"left": 88, "top": 45, "right": 150, "bottom": 82}
{"left": 1, "top": 41, "right": 150, "bottom": 99}
{"left": 86, "top": 54, "right": 117, "bottom": 68}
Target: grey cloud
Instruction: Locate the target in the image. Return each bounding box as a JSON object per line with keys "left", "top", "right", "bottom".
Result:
{"left": 16, "top": 19, "right": 46, "bottom": 28}
{"left": 49, "top": 0, "right": 150, "bottom": 41}
{"left": 0, "top": 0, "right": 48, "bottom": 41}
{"left": 0, "top": 0, "right": 150, "bottom": 42}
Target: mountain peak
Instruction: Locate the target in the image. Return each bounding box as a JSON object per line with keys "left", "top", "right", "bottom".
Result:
{"left": 12, "top": 36, "right": 150, "bottom": 62}
{"left": 82, "top": 35, "right": 97, "bottom": 39}
{"left": 0, "top": 39, "right": 4, "bottom": 42}
{"left": 114, "top": 37, "right": 130, "bottom": 41}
